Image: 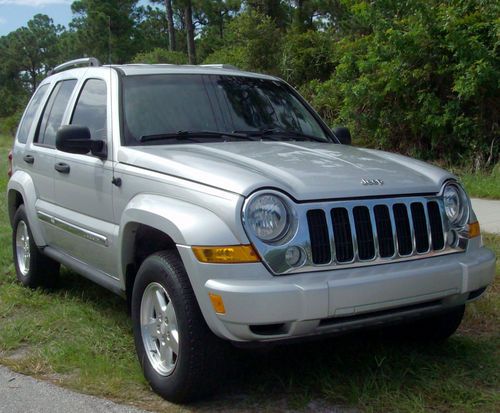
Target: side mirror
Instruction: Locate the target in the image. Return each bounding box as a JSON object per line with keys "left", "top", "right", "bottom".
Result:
{"left": 56, "top": 125, "right": 106, "bottom": 158}
{"left": 332, "top": 126, "right": 351, "bottom": 145}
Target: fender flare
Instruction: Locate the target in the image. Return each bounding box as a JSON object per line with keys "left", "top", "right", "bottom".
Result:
{"left": 118, "top": 193, "right": 244, "bottom": 279}
{"left": 7, "top": 170, "right": 46, "bottom": 246}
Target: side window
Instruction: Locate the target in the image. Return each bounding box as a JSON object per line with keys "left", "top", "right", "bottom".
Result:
{"left": 36, "top": 79, "right": 77, "bottom": 147}
{"left": 71, "top": 79, "right": 107, "bottom": 141}
{"left": 16, "top": 84, "right": 49, "bottom": 144}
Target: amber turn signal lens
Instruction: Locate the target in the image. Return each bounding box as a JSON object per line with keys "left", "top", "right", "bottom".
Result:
{"left": 468, "top": 221, "right": 481, "bottom": 238}
{"left": 208, "top": 293, "right": 226, "bottom": 314}
{"left": 192, "top": 245, "right": 260, "bottom": 263}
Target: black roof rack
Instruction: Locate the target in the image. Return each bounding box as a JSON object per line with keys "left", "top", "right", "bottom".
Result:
{"left": 47, "top": 57, "right": 101, "bottom": 76}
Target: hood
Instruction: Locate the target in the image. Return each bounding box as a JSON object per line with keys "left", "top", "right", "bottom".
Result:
{"left": 117, "top": 141, "right": 454, "bottom": 200}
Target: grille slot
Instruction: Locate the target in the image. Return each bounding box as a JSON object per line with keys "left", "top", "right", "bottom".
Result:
{"left": 353, "top": 206, "right": 375, "bottom": 260}
{"left": 427, "top": 201, "right": 445, "bottom": 250}
{"left": 411, "top": 203, "right": 429, "bottom": 253}
{"left": 331, "top": 208, "right": 354, "bottom": 262}
{"left": 374, "top": 205, "right": 394, "bottom": 258}
{"left": 305, "top": 197, "right": 450, "bottom": 271}
{"left": 393, "top": 203, "right": 413, "bottom": 256}
{"left": 307, "top": 209, "right": 331, "bottom": 264}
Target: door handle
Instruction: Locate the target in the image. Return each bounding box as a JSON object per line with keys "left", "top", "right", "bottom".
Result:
{"left": 54, "top": 162, "right": 70, "bottom": 174}
{"left": 23, "top": 154, "right": 35, "bottom": 164}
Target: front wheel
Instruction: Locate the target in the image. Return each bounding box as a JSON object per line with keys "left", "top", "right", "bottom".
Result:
{"left": 131, "top": 250, "right": 227, "bottom": 403}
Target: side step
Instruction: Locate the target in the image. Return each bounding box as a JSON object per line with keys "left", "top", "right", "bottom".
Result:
{"left": 43, "top": 246, "right": 124, "bottom": 297}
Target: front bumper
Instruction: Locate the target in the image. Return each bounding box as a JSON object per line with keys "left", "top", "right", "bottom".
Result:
{"left": 178, "top": 242, "right": 496, "bottom": 342}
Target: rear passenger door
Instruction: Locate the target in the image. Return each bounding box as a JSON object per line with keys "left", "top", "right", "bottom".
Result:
{"left": 28, "top": 79, "right": 78, "bottom": 243}
{"left": 52, "top": 77, "right": 115, "bottom": 276}
{"left": 26, "top": 80, "right": 77, "bottom": 203}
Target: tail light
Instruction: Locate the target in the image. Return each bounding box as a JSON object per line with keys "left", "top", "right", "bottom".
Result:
{"left": 8, "top": 150, "right": 13, "bottom": 178}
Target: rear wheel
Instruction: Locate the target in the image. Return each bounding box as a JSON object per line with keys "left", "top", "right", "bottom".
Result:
{"left": 12, "top": 205, "right": 60, "bottom": 288}
{"left": 131, "top": 250, "right": 227, "bottom": 403}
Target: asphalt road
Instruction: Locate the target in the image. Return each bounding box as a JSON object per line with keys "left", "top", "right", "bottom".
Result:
{"left": 471, "top": 198, "right": 500, "bottom": 234}
{"left": 0, "top": 366, "right": 149, "bottom": 413}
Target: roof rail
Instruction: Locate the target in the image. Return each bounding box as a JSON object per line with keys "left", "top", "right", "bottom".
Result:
{"left": 47, "top": 57, "right": 101, "bottom": 76}
{"left": 199, "top": 64, "right": 240, "bottom": 71}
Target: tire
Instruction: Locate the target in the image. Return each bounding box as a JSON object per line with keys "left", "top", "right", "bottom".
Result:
{"left": 398, "top": 305, "right": 465, "bottom": 342}
{"left": 131, "top": 250, "right": 227, "bottom": 403}
{"left": 12, "top": 205, "right": 60, "bottom": 288}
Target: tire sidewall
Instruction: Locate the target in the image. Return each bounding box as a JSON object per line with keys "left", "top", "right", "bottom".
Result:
{"left": 12, "top": 205, "right": 37, "bottom": 286}
{"left": 131, "top": 254, "right": 193, "bottom": 400}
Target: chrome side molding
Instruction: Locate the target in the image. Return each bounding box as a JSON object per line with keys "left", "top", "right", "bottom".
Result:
{"left": 37, "top": 211, "right": 108, "bottom": 246}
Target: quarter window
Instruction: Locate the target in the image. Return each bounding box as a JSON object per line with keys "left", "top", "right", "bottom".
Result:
{"left": 36, "top": 79, "right": 77, "bottom": 147}
{"left": 71, "top": 79, "right": 107, "bottom": 141}
{"left": 16, "top": 84, "right": 49, "bottom": 144}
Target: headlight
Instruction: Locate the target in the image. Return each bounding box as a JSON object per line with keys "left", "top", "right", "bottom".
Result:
{"left": 443, "top": 182, "right": 469, "bottom": 227}
{"left": 245, "top": 194, "right": 290, "bottom": 242}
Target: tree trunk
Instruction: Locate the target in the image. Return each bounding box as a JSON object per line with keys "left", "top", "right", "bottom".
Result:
{"left": 219, "top": 10, "right": 224, "bottom": 39}
{"left": 184, "top": 0, "right": 196, "bottom": 64}
{"left": 294, "top": 0, "right": 309, "bottom": 31}
{"left": 165, "top": 0, "right": 176, "bottom": 51}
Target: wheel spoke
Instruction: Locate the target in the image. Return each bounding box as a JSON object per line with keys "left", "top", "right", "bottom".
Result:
{"left": 142, "top": 321, "right": 160, "bottom": 339}
{"left": 153, "top": 289, "right": 167, "bottom": 315}
{"left": 165, "top": 302, "right": 177, "bottom": 328}
{"left": 169, "top": 330, "right": 179, "bottom": 354}
{"left": 15, "top": 221, "right": 31, "bottom": 276}
{"left": 159, "top": 340, "right": 172, "bottom": 363}
{"left": 140, "top": 281, "right": 180, "bottom": 376}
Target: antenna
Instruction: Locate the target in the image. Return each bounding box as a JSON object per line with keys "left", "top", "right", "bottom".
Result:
{"left": 108, "top": 15, "right": 112, "bottom": 65}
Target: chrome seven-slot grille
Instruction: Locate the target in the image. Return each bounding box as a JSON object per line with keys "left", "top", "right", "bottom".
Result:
{"left": 306, "top": 199, "right": 447, "bottom": 265}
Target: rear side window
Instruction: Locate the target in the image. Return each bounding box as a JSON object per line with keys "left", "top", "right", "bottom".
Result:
{"left": 71, "top": 79, "right": 107, "bottom": 140}
{"left": 36, "top": 79, "right": 77, "bottom": 147}
{"left": 16, "top": 84, "right": 49, "bottom": 144}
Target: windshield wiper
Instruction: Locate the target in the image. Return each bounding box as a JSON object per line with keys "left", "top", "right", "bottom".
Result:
{"left": 234, "top": 128, "right": 326, "bottom": 143}
{"left": 139, "top": 130, "right": 256, "bottom": 143}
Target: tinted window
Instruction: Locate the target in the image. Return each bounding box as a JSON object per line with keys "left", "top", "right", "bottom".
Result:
{"left": 16, "top": 84, "right": 49, "bottom": 143}
{"left": 123, "top": 75, "right": 218, "bottom": 143}
{"left": 122, "top": 74, "right": 328, "bottom": 145}
{"left": 71, "top": 79, "right": 107, "bottom": 140}
{"left": 36, "top": 79, "right": 77, "bottom": 147}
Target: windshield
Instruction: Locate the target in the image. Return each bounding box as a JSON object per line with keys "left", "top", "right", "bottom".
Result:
{"left": 122, "top": 74, "right": 331, "bottom": 145}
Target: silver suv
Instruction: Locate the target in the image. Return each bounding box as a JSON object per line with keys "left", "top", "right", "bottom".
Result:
{"left": 8, "top": 58, "right": 495, "bottom": 402}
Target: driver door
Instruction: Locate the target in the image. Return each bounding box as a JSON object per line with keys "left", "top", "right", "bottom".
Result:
{"left": 51, "top": 77, "right": 116, "bottom": 277}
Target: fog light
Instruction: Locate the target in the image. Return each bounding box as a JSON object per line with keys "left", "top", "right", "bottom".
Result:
{"left": 447, "top": 230, "right": 458, "bottom": 247}
{"left": 285, "top": 246, "right": 305, "bottom": 267}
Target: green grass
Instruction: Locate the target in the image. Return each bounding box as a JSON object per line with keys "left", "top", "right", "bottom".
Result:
{"left": 0, "top": 133, "right": 498, "bottom": 412}
{"left": 458, "top": 165, "right": 500, "bottom": 200}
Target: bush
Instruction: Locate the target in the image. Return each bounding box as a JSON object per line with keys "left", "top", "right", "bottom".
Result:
{"left": 0, "top": 112, "right": 22, "bottom": 137}
{"left": 280, "top": 30, "right": 335, "bottom": 86}
{"left": 203, "top": 11, "right": 282, "bottom": 75}
{"left": 302, "top": 0, "right": 499, "bottom": 166}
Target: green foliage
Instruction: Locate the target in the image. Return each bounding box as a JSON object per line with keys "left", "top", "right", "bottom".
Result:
{"left": 132, "top": 48, "right": 187, "bottom": 64}
{"left": 204, "top": 10, "right": 282, "bottom": 74}
{"left": 0, "top": 13, "right": 61, "bottom": 119}
{"left": 70, "top": 0, "right": 140, "bottom": 63}
{"left": 280, "top": 29, "right": 335, "bottom": 85}
{"left": 0, "top": 112, "right": 22, "bottom": 138}
{"left": 0, "top": 14, "right": 61, "bottom": 95}
{"left": 302, "top": 0, "right": 500, "bottom": 166}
